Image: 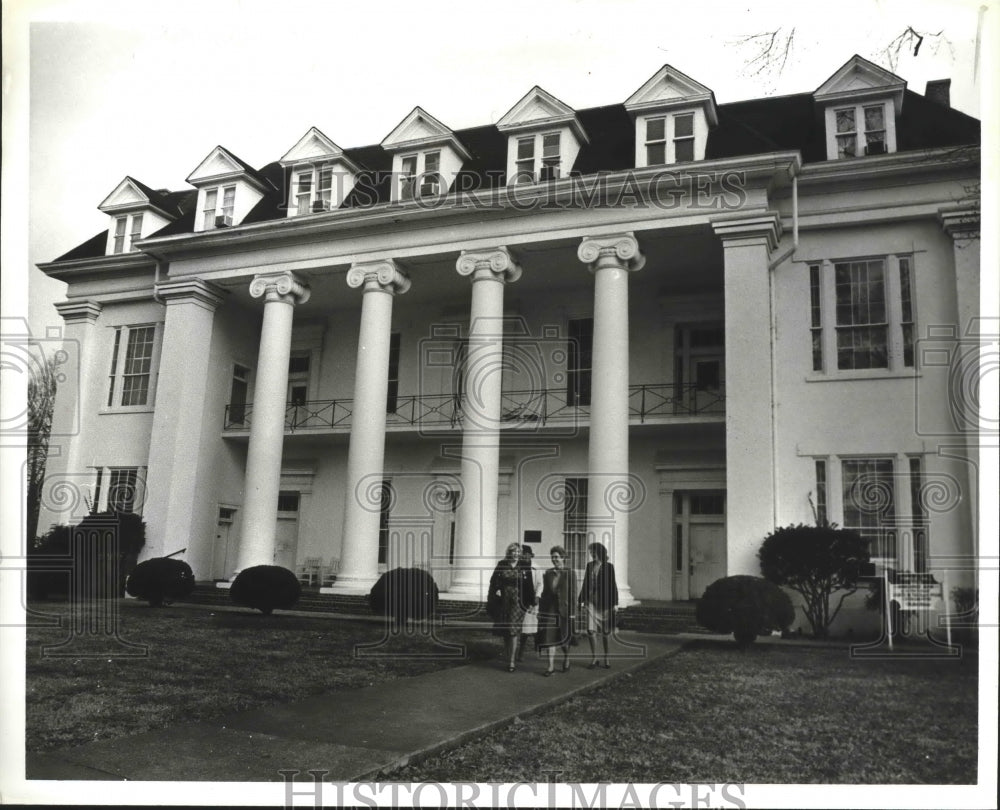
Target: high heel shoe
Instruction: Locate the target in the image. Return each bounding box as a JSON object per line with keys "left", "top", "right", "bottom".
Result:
{"left": 543, "top": 669, "right": 554, "bottom": 677}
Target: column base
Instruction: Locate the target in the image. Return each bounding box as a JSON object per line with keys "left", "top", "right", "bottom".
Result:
{"left": 617, "top": 586, "right": 641, "bottom": 609}
{"left": 440, "top": 587, "right": 489, "bottom": 603}
{"left": 214, "top": 581, "right": 233, "bottom": 590}
{"left": 323, "top": 575, "right": 378, "bottom": 596}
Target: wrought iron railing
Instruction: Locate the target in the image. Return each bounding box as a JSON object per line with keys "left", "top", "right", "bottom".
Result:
{"left": 223, "top": 382, "right": 725, "bottom": 432}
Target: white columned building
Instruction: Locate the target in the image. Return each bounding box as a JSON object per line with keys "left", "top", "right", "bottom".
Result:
{"left": 446, "top": 247, "right": 522, "bottom": 600}
{"left": 711, "top": 213, "right": 782, "bottom": 576}
{"left": 577, "top": 233, "right": 644, "bottom": 607}
{"left": 329, "top": 260, "right": 410, "bottom": 594}
{"left": 142, "top": 279, "right": 225, "bottom": 560}
{"left": 235, "top": 272, "right": 311, "bottom": 573}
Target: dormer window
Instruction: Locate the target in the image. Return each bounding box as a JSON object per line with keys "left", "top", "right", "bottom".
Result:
{"left": 294, "top": 165, "right": 334, "bottom": 214}
{"left": 643, "top": 112, "right": 696, "bottom": 165}
{"left": 834, "top": 104, "right": 887, "bottom": 158}
{"left": 399, "top": 150, "right": 441, "bottom": 201}
{"left": 814, "top": 57, "right": 904, "bottom": 161}
{"left": 203, "top": 185, "right": 235, "bottom": 229}
{"left": 511, "top": 132, "right": 563, "bottom": 183}
{"left": 673, "top": 114, "right": 695, "bottom": 162}
{"left": 112, "top": 213, "right": 145, "bottom": 254}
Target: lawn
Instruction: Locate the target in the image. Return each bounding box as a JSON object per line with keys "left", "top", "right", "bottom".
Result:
{"left": 24, "top": 600, "right": 500, "bottom": 753}
{"left": 391, "top": 639, "right": 979, "bottom": 784}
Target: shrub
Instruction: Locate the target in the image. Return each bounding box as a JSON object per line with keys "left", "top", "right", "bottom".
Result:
{"left": 696, "top": 575, "right": 794, "bottom": 646}
{"left": 369, "top": 567, "right": 439, "bottom": 626}
{"left": 229, "top": 565, "right": 301, "bottom": 615}
{"left": 758, "top": 523, "right": 869, "bottom": 638}
{"left": 27, "top": 511, "right": 147, "bottom": 600}
{"left": 126, "top": 558, "right": 195, "bottom": 606}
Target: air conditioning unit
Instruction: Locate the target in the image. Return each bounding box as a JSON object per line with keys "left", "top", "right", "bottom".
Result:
{"left": 311, "top": 200, "right": 331, "bottom": 212}
{"left": 420, "top": 180, "right": 440, "bottom": 198}
{"left": 215, "top": 214, "right": 233, "bottom": 228}
{"left": 865, "top": 141, "right": 886, "bottom": 156}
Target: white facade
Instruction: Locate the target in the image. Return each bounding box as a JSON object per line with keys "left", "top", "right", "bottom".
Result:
{"left": 37, "top": 58, "right": 981, "bottom": 633}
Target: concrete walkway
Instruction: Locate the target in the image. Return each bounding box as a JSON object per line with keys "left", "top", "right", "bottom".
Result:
{"left": 26, "top": 631, "right": 684, "bottom": 782}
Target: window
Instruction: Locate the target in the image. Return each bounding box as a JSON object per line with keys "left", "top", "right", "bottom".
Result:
{"left": 908, "top": 456, "right": 927, "bottom": 572}
{"left": 567, "top": 318, "right": 593, "bottom": 407}
{"left": 108, "top": 468, "right": 140, "bottom": 514}
{"left": 378, "top": 480, "right": 392, "bottom": 566}
{"left": 228, "top": 364, "right": 250, "bottom": 426}
{"left": 645, "top": 117, "right": 666, "bottom": 165}
{"left": 111, "top": 213, "right": 145, "bottom": 254}
{"left": 540, "top": 133, "right": 561, "bottom": 181}
{"left": 643, "top": 113, "right": 699, "bottom": 166}
{"left": 203, "top": 185, "right": 236, "bottom": 229}
{"left": 833, "top": 103, "right": 889, "bottom": 158}
{"left": 810, "top": 255, "right": 915, "bottom": 374}
{"left": 842, "top": 458, "right": 896, "bottom": 560}
{"left": 107, "top": 325, "right": 158, "bottom": 408}
{"left": 563, "top": 477, "right": 589, "bottom": 571}
{"left": 673, "top": 113, "right": 695, "bottom": 162}
{"left": 511, "top": 132, "right": 562, "bottom": 183}
{"left": 287, "top": 353, "right": 310, "bottom": 406}
{"left": 386, "top": 333, "right": 401, "bottom": 413}
{"left": 515, "top": 137, "right": 535, "bottom": 183}
{"left": 295, "top": 170, "right": 312, "bottom": 215}
{"left": 814, "top": 459, "right": 828, "bottom": 525}
{"left": 398, "top": 151, "right": 441, "bottom": 200}
{"left": 277, "top": 491, "right": 300, "bottom": 512}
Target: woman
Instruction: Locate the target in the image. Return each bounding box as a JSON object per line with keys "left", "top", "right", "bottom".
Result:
{"left": 516, "top": 545, "right": 540, "bottom": 663}
{"left": 579, "top": 541, "right": 618, "bottom": 669}
{"left": 487, "top": 542, "right": 536, "bottom": 671}
{"left": 537, "top": 545, "right": 578, "bottom": 676}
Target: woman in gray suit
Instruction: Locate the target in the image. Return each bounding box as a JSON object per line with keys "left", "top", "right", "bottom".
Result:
{"left": 536, "top": 545, "right": 577, "bottom": 676}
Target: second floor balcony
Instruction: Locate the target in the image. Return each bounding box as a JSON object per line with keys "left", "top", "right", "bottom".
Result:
{"left": 223, "top": 382, "right": 725, "bottom": 436}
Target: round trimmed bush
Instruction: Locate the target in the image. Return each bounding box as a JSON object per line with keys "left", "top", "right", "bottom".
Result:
{"left": 230, "top": 565, "right": 301, "bottom": 615}
{"left": 126, "top": 557, "right": 195, "bottom": 606}
{"left": 696, "top": 575, "right": 794, "bottom": 646}
{"left": 369, "top": 567, "right": 439, "bottom": 626}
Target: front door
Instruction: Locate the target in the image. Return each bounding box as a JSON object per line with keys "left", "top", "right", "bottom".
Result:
{"left": 689, "top": 523, "right": 726, "bottom": 598}
{"left": 674, "top": 491, "right": 726, "bottom": 598}
{"left": 273, "top": 492, "right": 300, "bottom": 570}
{"left": 212, "top": 507, "right": 238, "bottom": 580}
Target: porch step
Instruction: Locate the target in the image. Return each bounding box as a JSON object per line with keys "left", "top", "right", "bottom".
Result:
{"left": 176, "top": 585, "right": 704, "bottom": 634}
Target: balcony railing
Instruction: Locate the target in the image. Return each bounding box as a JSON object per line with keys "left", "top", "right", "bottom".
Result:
{"left": 223, "top": 383, "right": 725, "bottom": 432}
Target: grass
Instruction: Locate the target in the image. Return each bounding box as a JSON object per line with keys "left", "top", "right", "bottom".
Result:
{"left": 390, "top": 639, "right": 979, "bottom": 784}
{"left": 25, "top": 599, "right": 500, "bottom": 753}
{"left": 25, "top": 603, "right": 979, "bottom": 784}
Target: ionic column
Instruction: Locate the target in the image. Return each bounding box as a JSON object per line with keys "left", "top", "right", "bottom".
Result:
{"left": 328, "top": 260, "right": 410, "bottom": 594}
{"left": 578, "top": 233, "right": 644, "bottom": 607}
{"left": 711, "top": 212, "right": 782, "bottom": 577}
{"left": 143, "top": 279, "right": 225, "bottom": 563}
{"left": 235, "top": 272, "right": 310, "bottom": 573}
{"left": 445, "top": 247, "right": 521, "bottom": 601}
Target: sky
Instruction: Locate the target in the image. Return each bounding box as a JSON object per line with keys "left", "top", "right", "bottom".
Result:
{"left": 4, "top": 0, "right": 992, "bottom": 340}
{"left": 2, "top": 0, "right": 998, "bottom": 806}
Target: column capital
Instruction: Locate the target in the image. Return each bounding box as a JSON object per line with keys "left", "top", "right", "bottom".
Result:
{"left": 155, "top": 278, "right": 226, "bottom": 311}
{"left": 577, "top": 233, "right": 645, "bottom": 272}
{"left": 456, "top": 247, "right": 522, "bottom": 283}
{"left": 711, "top": 212, "right": 782, "bottom": 252}
{"left": 54, "top": 300, "right": 103, "bottom": 324}
{"left": 347, "top": 259, "right": 411, "bottom": 295}
{"left": 939, "top": 204, "right": 980, "bottom": 240}
{"left": 249, "top": 272, "right": 311, "bottom": 305}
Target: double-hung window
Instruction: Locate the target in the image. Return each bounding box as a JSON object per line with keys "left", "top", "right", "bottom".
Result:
{"left": 644, "top": 113, "right": 696, "bottom": 165}
{"left": 841, "top": 458, "right": 896, "bottom": 561}
{"left": 511, "top": 133, "right": 562, "bottom": 183}
{"left": 834, "top": 103, "right": 888, "bottom": 158}
{"left": 562, "top": 477, "right": 589, "bottom": 571}
{"left": 808, "top": 255, "right": 915, "bottom": 374}
{"left": 294, "top": 166, "right": 334, "bottom": 215}
{"left": 203, "top": 185, "right": 236, "bottom": 229}
{"left": 107, "top": 325, "right": 159, "bottom": 408}
{"left": 398, "top": 151, "right": 440, "bottom": 200}
{"left": 112, "top": 214, "right": 145, "bottom": 254}
{"left": 567, "top": 317, "right": 593, "bottom": 407}
{"left": 108, "top": 467, "right": 141, "bottom": 514}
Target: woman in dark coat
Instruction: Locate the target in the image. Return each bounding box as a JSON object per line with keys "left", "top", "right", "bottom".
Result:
{"left": 487, "top": 542, "right": 536, "bottom": 671}
{"left": 578, "top": 541, "right": 618, "bottom": 668}
{"left": 537, "top": 545, "right": 578, "bottom": 676}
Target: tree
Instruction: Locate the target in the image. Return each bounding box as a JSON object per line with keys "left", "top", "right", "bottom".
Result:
{"left": 758, "top": 524, "right": 870, "bottom": 639}
{"left": 27, "top": 353, "right": 58, "bottom": 542}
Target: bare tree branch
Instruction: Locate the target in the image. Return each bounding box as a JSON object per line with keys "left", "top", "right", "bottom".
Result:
{"left": 731, "top": 27, "right": 796, "bottom": 80}
{"left": 878, "top": 26, "right": 953, "bottom": 71}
